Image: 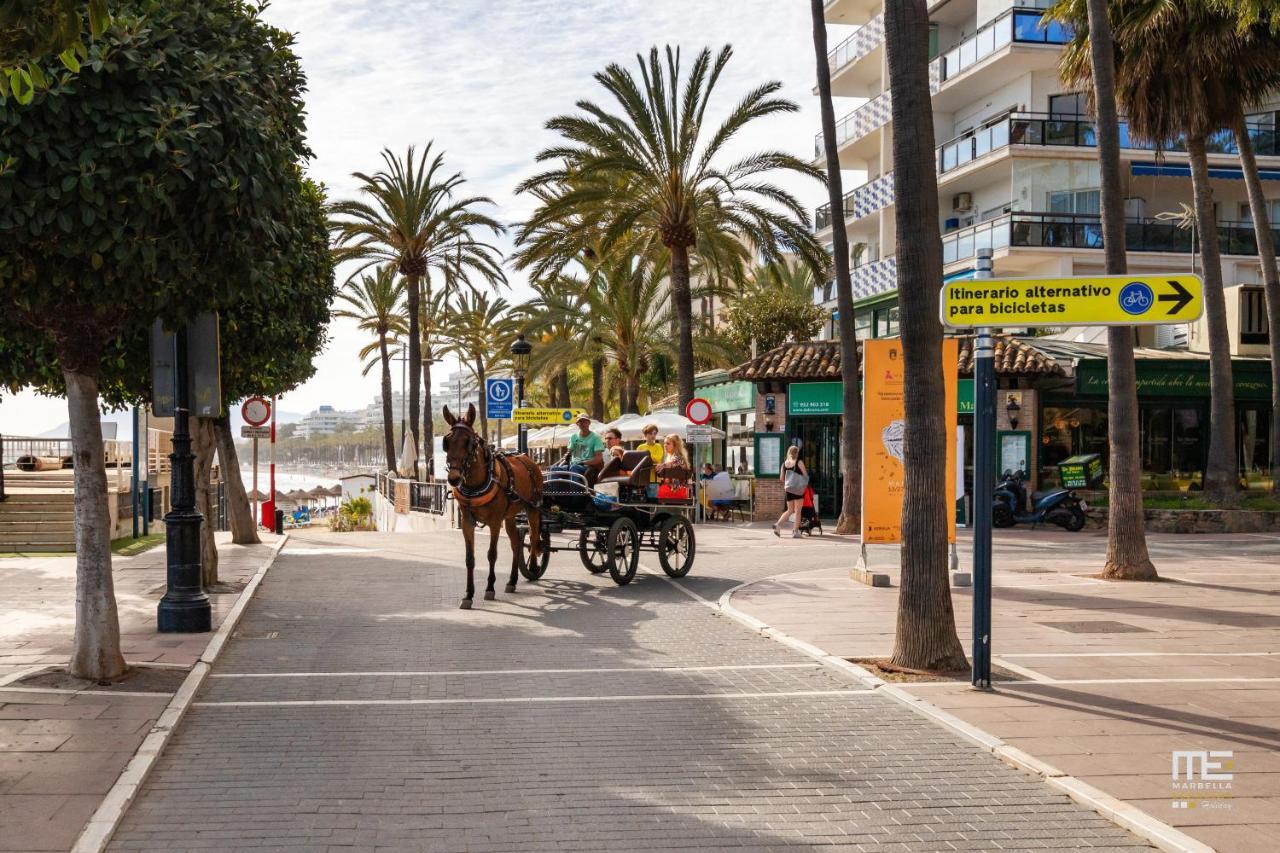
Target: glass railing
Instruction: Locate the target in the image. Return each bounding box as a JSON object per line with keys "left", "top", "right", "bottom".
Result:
{"left": 939, "top": 8, "right": 1072, "bottom": 82}
{"left": 828, "top": 14, "right": 883, "bottom": 74}
{"left": 941, "top": 212, "right": 1280, "bottom": 264}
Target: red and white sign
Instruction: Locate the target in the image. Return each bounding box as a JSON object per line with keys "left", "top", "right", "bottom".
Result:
{"left": 241, "top": 396, "right": 271, "bottom": 427}
{"left": 685, "top": 397, "right": 713, "bottom": 425}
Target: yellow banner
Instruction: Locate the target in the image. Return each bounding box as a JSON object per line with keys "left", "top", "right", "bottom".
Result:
{"left": 511, "top": 408, "right": 577, "bottom": 425}
{"left": 861, "top": 338, "right": 958, "bottom": 545}
{"left": 940, "top": 274, "right": 1202, "bottom": 327}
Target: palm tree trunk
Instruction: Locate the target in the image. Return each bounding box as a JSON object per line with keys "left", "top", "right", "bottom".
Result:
{"left": 884, "top": 0, "right": 967, "bottom": 672}
{"left": 557, "top": 367, "right": 571, "bottom": 411}
{"left": 1187, "top": 134, "right": 1238, "bottom": 502}
{"left": 810, "top": 0, "right": 863, "bottom": 535}
{"left": 591, "top": 356, "right": 605, "bottom": 420}
{"left": 1232, "top": 110, "right": 1280, "bottom": 496}
{"left": 405, "top": 272, "right": 422, "bottom": 479}
{"left": 64, "top": 367, "right": 127, "bottom": 682}
{"left": 379, "top": 332, "right": 396, "bottom": 472}
{"left": 193, "top": 416, "right": 219, "bottom": 587}
{"left": 422, "top": 348, "right": 435, "bottom": 478}
{"left": 1085, "top": 0, "right": 1156, "bottom": 580}
{"left": 476, "top": 363, "right": 488, "bottom": 440}
{"left": 213, "top": 414, "right": 259, "bottom": 545}
{"left": 669, "top": 243, "right": 696, "bottom": 411}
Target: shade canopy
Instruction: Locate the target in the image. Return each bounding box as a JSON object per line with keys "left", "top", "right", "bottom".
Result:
{"left": 604, "top": 412, "right": 725, "bottom": 441}
{"left": 287, "top": 489, "right": 310, "bottom": 501}
{"left": 247, "top": 488, "right": 267, "bottom": 502}
{"left": 307, "top": 486, "right": 329, "bottom": 498}
{"left": 327, "top": 484, "right": 344, "bottom": 496}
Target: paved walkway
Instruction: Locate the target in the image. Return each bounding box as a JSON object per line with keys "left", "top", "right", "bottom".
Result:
{"left": 108, "top": 527, "right": 1146, "bottom": 852}
{"left": 731, "top": 528, "right": 1280, "bottom": 853}
{"left": 0, "top": 533, "right": 282, "bottom": 852}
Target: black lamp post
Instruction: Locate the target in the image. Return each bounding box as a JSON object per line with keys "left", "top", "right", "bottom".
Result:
{"left": 157, "top": 325, "right": 212, "bottom": 633}
{"left": 510, "top": 333, "right": 532, "bottom": 453}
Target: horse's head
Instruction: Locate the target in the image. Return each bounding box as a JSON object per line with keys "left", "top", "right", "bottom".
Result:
{"left": 441, "top": 403, "right": 481, "bottom": 487}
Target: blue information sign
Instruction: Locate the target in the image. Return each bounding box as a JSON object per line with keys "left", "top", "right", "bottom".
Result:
{"left": 485, "top": 377, "right": 514, "bottom": 420}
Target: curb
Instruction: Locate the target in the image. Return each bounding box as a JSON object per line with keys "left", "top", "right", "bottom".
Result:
{"left": 71, "top": 534, "right": 290, "bottom": 853}
{"left": 708, "top": 573, "right": 1214, "bottom": 853}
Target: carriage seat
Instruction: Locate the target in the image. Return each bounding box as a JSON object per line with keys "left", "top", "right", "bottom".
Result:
{"left": 655, "top": 461, "right": 692, "bottom": 483}
{"left": 597, "top": 450, "right": 654, "bottom": 487}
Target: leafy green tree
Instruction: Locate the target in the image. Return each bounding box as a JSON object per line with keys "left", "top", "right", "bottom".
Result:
{"left": 517, "top": 45, "right": 827, "bottom": 412}
{"left": 330, "top": 146, "right": 505, "bottom": 479}
{"left": 0, "top": 0, "right": 108, "bottom": 103}
{"left": 0, "top": 0, "right": 314, "bottom": 680}
{"left": 722, "top": 287, "right": 824, "bottom": 357}
{"left": 334, "top": 265, "right": 407, "bottom": 473}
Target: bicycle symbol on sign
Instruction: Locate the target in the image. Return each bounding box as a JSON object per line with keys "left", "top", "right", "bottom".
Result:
{"left": 1119, "top": 281, "right": 1154, "bottom": 316}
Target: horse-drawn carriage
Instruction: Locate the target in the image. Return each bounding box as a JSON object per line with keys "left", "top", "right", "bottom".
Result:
{"left": 519, "top": 449, "right": 696, "bottom": 586}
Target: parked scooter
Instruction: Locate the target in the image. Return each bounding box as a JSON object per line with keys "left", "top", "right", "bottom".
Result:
{"left": 992, "top": 469, "right": 1087, "bottom": 531}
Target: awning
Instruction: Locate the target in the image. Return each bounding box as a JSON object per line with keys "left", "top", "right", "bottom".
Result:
{"left": 1131, "top": 162, "right": 1280, "bottom": 181}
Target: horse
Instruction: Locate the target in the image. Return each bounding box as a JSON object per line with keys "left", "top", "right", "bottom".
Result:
{"left": 441, "top": 404, "right": 544, "bottom": 609}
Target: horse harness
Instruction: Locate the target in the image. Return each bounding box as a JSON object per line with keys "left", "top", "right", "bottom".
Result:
{"left": 449, "top": 423, "right": 541, "bottom": 513}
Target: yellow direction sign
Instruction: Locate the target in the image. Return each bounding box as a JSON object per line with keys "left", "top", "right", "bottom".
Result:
{"left": 940, "top": 274, "right": 1203, "bottom": 328}
{"left": 512, "top": 408, "right": 578, "bottom": 425}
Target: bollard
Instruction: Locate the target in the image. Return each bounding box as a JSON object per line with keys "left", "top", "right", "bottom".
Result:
{"left": 274, "top": 508, "right": 284, "bottom": 535}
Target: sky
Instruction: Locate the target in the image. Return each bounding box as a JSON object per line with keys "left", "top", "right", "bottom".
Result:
{"left": 0, "top": 0, "right": 848, "bottom": 436}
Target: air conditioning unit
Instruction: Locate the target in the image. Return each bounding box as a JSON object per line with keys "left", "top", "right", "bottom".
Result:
{"left": 953, "top": 192, "right": 974, "bottom": 213}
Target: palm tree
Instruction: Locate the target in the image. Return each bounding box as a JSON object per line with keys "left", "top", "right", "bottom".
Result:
{"left": 516, "top": 45, "right": 828, "bottom": 412}
{"left": 333, "top": 266, "right": 407, "bottom": 473}
{"left": 1060, "top": 1, "right": 1248, "bottom": 501}
{"left": 330, "top": 145, "right": 505, "bottom": 478}
{"left": 519, "top": 279, "right": 591, "bottom": 410}
{"left": 884, "top": 0, "right": 968, "bottom": 672}
{"left": 809, "top": 0, "right": 864, "bottom": 537}
{"left": 442, "top": 291, "right": 514, "bottom": 439}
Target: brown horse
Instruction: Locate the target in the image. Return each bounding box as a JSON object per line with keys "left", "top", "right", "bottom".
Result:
{"left": 442, "top": 404, "right": 544, "bottom": 609}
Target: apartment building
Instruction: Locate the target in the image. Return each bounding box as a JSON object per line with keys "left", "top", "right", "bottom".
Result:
{"left": 806, "top": 0, "right": 1277, "bottom": 488}
{"left": 296, "top": 405, "right": 363, "bottom": 440}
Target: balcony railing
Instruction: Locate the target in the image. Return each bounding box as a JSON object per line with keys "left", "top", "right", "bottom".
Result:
{"left": 938, "top": 8, "right": 1072, "bottom": 82}
{"left": 828, "top": 14, "right": 884, "bottom": 76}
{"left": 942, "top": 211, "right": 1280, "bottom": 265}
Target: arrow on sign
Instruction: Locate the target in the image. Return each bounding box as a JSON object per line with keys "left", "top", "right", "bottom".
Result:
{"left": 1159, "top": 279, "right": 1194, "bottom": 315}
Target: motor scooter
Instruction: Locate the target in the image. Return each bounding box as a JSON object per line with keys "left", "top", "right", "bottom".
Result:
{"left": 992, "top": 469, "right": 1087, "bottom": 531}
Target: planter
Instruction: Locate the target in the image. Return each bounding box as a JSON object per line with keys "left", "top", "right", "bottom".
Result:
{"left": 1085, "top": 506, "right": 1280, "bottom": 534}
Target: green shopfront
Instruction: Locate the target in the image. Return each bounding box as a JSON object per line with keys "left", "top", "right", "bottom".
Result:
{"left": 696, "top": 375, "right": 758, "bottom": 474}
{"left": 1040, "top": 358, "right": 1274, "bottom": 491}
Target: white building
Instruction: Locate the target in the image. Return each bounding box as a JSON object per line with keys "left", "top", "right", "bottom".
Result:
{"left": 439, "top": 370, "right": 482, "bottom": 415}
{"left": 296, "top": 405, "right": 362, "bottom": 440}
{"left": 361, "top": 391, "right": 407, "bottom": 432}
{"left": 814, "top": 0, "right": 1278, "bottom": 356}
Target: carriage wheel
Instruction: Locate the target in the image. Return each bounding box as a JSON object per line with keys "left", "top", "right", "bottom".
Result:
{"left": 657, "top": 515, "right": 695, "bottom": 578}
{"left": 578, "top": 528, "right": 608, "bottom": 574}
{"left": 605, "top": 517, "right": 639, "bottom": 586}
{"left": 519, "top": 526, "right": 551, "bottom": 580}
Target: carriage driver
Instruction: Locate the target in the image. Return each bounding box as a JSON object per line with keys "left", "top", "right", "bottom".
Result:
{"left": 559, "top": 413, "right": 604, "bottom": 477}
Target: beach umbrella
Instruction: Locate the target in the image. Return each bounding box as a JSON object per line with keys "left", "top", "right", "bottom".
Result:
{"left": 287, "top": 489, "right": 310, "bottom": 504}
{"left": 247, "top": 488, "right": 267, "bottom": 502}
{"left": 327, "top": 484, "right": 343, "bottom": 498}
{"left": 273, "top": 490, "right": 292, "bottom": 505}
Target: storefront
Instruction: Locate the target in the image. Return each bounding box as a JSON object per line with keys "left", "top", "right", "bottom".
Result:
{"left": 697, "top": 374, "right": 757, "bottom": 474}
{"left": 785, "top": 381, "right": 844, "bottom": 518}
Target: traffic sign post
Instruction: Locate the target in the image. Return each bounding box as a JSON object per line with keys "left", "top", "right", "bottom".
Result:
{"left": 240, "top": 397, "right": 271, "bottom": 527}
{"left": 485, "top": 377, "right": 514, "bottom": 421}
{"left": 512, "top": 408, "right": 576, "bottom": 425}
{"left": 686, "top": 425, "right": 715, "bottom": 444}
{"left": 940, "top": 274, "right": 1202, "bottom": 328}
{"left": 685, "top": 397, "right": 713, "bottom": 425}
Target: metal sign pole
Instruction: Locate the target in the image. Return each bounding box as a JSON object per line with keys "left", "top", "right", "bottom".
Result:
{"left": 252, "top": 436, "right": 259, "bottom": 528}
{"left": 972, "top": 248, "right": 995, "bottom": 690}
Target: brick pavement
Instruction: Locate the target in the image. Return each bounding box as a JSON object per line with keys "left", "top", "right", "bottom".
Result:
{"left": 108, "top": 527, "right": 1148, "bottom": 852}
{"left": 729, "top": 527, "right": 1280, "bottom": 853}
{"left": 0, "top": 533, "right": 282, "bottom": 852}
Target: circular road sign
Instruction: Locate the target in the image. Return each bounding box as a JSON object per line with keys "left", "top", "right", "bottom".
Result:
{"left": 685, "top": 397, "right": 713, "bottom": 425}
{"left": 242, "top": 396, "right": 271, "bottom": 427}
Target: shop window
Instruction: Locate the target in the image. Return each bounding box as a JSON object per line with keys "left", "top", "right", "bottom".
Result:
{"left": 1040, "top": 404, "right": 1108, "bottom": 485}
{"left": 874, "top": 305, "right": 900, "bottom": 338}
{"left": 1240, "top": 405, "right": 1274, "bottom": 487}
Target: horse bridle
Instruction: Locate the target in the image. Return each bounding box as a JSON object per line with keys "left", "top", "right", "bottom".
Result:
{"left": 447, "top": 422, "right": 495, "bottom": 501}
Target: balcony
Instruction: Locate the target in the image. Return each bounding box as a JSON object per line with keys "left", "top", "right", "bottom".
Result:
{"left": 938, "top": 7, "right": 1072, "bottom": 84}
{"left": 941, "top": 211, "right": 1280, "bottom": 266}
{"left": 827, "top": 14, "right": 884, "bottom": 97}
{"left": 823, "top": 0, "right": 879, "bottom": 25}
{"left": 815, "top": 172, "right": 895, "bottom": 231}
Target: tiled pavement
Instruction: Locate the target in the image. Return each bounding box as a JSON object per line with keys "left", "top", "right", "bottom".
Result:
{"left": 108, "top": 528, "right": 1148, "bottom": 851}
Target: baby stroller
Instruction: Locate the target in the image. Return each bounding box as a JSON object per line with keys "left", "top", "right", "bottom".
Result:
{"left": 797, "top": 486, "right": 822, "bottom": 536}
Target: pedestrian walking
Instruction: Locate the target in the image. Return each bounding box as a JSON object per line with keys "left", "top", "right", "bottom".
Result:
{"left": 773, "top": 445, "right": 808, "bottom": 539}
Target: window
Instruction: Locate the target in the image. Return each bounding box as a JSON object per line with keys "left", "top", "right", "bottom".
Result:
{"left": 874, "top": 305, "right": 899, "bottom": 338}
{"left": 1049, "top": 92, "right": 1087, "bottom": 118}
{"left": 854, "top": 309, "right": 873, "bottom": 340}
{"left": 1238, "top": 200, "right": 1280, "bottom": 224}
{"left": 1047, "top": 188, "right": 1100, "bottom": 215}
{"left": 1240, "top": 286, "right": 1270, "bottom": 345}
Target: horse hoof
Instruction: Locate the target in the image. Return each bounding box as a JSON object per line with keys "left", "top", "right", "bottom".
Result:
{"left": 504, "top": 583, "right": 517, "bottom": 594}
{"left": 459, "top": 599, "right": 472, "bottom": 610}
{"left": 483, "top": 590, "right": 496, "bottom": 601}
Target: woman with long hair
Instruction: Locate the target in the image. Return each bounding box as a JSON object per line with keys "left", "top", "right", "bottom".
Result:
{"left": 774, "top": 445, "right": 808, "bottom": 538}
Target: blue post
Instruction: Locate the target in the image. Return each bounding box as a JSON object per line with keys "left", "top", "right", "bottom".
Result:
{"left": 972, "top": 248, "right": 995, "bottom": 690}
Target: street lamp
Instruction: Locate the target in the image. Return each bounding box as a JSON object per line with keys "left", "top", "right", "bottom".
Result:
{"left": 510, "top": 333, "right": 532, "bottom": 453}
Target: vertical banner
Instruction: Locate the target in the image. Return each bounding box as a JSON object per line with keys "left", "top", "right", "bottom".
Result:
{"left": 861, "top": 338, "right": 958, "bottom": 544}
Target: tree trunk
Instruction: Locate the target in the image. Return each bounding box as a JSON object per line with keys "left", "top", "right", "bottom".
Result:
{"left": 406, "top": 272, "right": 422, "bottom": 479}
{"left": 1232, "top": 110, "right": 1280, "bottom": 496}
{"left": 422, "top": 348, "right": 435, "bottom": 478}
{"left": 379, "top": 332, "right": 397, "bottom": 473}
{"left": 476, "top": 364, "right": 488, "bottom": 440}
{"left": 810, "top": 0, "right": 863, "bottom": 535}
{"left": 669, "top": 243, "right": 696, "bottom": 411}
{"left": 64, "top": 368, "right": 127, "bottom": 682}
{"left": 213, "top": 414, "right": 258, "bottom": 545}
{"left": 1187, "top": 135, "right": 1238, "bottom": 502}
{"left": 556, "top": 367, "right": 571, "bottom": 411}
{"left": 1085, "top": 0, "right": 1157, "bottom": 580}
{"left": 590, "top": 356, "right": 605, "bottom": 420}
{"left": 884, "top": 0, "right": 967, "bottom": 672}
{"left": 193, "top": 416, "right": 218, "bottom": 588}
